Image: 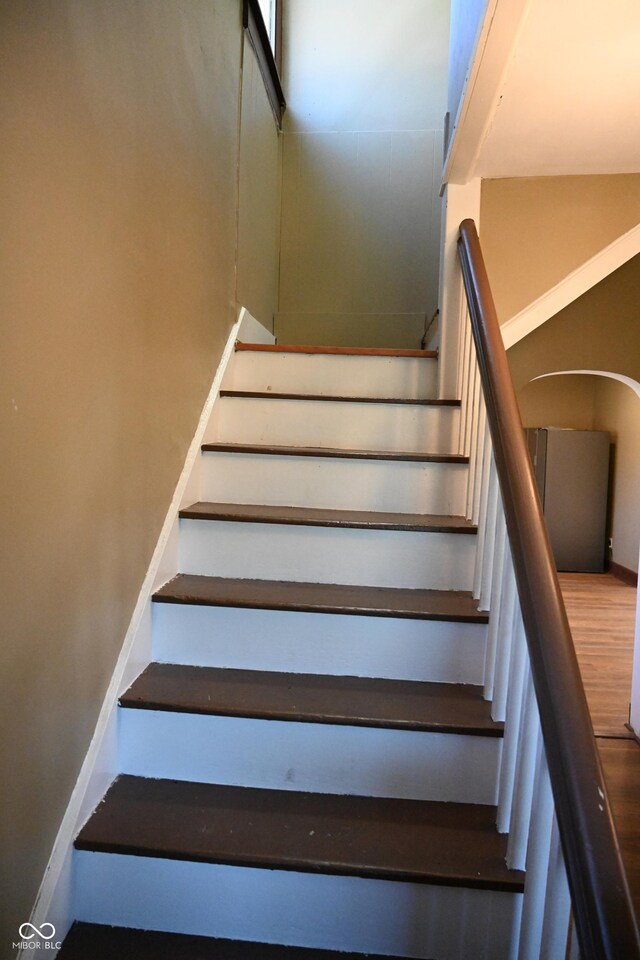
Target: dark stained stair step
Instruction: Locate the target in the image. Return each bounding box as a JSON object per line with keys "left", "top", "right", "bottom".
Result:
{"left": 235, "top": 342, "right": 438, "bottom": 359}
{"left": 75, "top": 776, "right": 523, "bottom": 892}
{"left": 120, "top": 664, "right": 503, "bottom": 736}
{"left": 153, "top": 575, "right": 489, "bottom": 623}
{"left": 179, "top": 502, "right": 477, "bottom": 534}
{"left": 220, "top": 390, "right": 459, "bottom": 406}
{"left": 202, "top": 442, "right": 469, "bottom": 464}
{"left": 58, "top": 923, "right": 424, "bottom": 960}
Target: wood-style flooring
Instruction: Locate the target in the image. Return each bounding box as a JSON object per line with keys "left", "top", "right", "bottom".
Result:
{"left": 559, "top": 572, "right": 640, "bottom": 914}
{"left": 559, "top": 572, "right": 636, "bottom": 738}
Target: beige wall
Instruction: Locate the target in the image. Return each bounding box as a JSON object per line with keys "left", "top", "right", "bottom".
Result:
{"left": 508, "top": 254, "right": 640, "bottom": 390}
{"left": 481, "top": 175, "right": 640, "bottom": 323}
{"left": 236, "top": 41, "right": 282, "bottom": 331}
{"left": 277, "top": 0, "right": 449, "bottom": 347}
{"left": 0, "top": 1, "right": 279, "bottom": 946}
{"left": 517, "top": 375, "right": 598, "bottom": 431}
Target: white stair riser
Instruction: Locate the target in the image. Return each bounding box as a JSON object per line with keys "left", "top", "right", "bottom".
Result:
{"left": 119, "top": 711, "right": 501, "bottom": 805}
{"left": 211, "top": 397, "right": 460, "bottom": 454}
{"left": 179, "top": 520, "right": 476, "bottom": 591}
{"left": 74, "top": 852, "right": 520, "bottom": 960}
{"left": 223, "top": 352, "right": 438, "bottom": 399}
{"left": 201, "top": 451, "right": 468, "bottom": 515}
{"left": 152, "top": 604, "right": 487, "bottom": 684}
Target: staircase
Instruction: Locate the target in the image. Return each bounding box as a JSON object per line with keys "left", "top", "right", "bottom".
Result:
{"left": 58, "top": 342, "right": 525, "bottom": 960}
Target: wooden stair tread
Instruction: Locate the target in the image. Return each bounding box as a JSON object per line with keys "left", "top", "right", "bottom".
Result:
{"left": 235, "top": 342, "right": 438, "bottom": 359}
{"left": 220, "top": 390, "right": 459, "bottom": 406}
{"left": 120, "top": 664, "right": 502, "bottom": 736}
{"left": 58, "top": 923, "right": 423, "bottom": 959}
{"left": 202, "top": 442, "right": 469, "bottom": 464}
{"left": 153, "top": 575, "right": 488, "bottom": 623}
{"left": 75, "top": 775, "right": 523, "bottom": 891}
{"left": 179, "top": 502, "right": 477, "bottom": 534}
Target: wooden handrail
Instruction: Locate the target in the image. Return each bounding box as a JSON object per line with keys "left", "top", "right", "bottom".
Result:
{"left": 457, "top": 219, "right": 640, "bottom": 960}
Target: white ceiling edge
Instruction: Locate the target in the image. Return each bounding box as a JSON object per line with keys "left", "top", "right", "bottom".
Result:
{"left": 502, "top": 222, "right": 640, "bottom": 350}
{"left": 442, "top": 0, "right": 532, "bottom": 187}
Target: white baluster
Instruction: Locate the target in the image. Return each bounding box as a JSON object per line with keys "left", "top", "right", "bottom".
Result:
{"left": 473, "top": 434, "right": 493, "bottom": 599}
{"left": 466, "top": 360, "right": 482, "bottom": 517}
{"left": 483, "top": 511, "right": 507, "bottom": 699}
{"left": 540, "top": 818, "right": 572, "bottom": 960}
{"left": 508, "top": 894, "right": 524, "bottom": 960}
{"left": 463, "top": 346, "right": 478, "bottom": 458}
{"left": 492, "top": 552, "right": 518, "bottom": 721}
{"left": 455, "top": 297, "right": 468, "bottom": 401}
{"left": 457, "top": 313, "right": 472, "bottom": 454}
{"left": 507, "top": 670, "right": 540, "bottom": 871}
{"left": 497, "top": 609, "right": 528, "bottom": 833}
{"left": 517, "top": 742, "right": 555, "bottom": 960}
{"left": 479, "top": 465, "right": 500, "bottom": 611}
{"left": 472, "top": 398, "right": 487, "bottom": 524}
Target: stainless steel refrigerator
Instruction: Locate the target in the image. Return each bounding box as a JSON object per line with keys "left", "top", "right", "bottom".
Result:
{"left": 525, "top": 428, "right": 611, "bottom": 573}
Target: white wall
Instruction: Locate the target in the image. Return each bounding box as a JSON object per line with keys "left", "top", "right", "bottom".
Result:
{"left": 277, "top": 0, "right": 450, "bottom": 347}
{"left": 283, "top": 0, "right": 449, "bottom": 133}
{"left": 447, "top": 0, "right": 488, "bottom": 134}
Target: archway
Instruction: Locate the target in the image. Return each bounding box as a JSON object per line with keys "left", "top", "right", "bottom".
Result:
{"left": 530, "top": 369, "right": 640, "bottom": 735}
{"left": 532, "top": 368, "right": 640, "bottom": 400}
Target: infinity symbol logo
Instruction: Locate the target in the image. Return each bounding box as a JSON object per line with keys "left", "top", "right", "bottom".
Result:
{"left": 18, "top": 922, "right": 56, "bottom": 940}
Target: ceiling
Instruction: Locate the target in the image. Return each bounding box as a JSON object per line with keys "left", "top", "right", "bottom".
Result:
{"left": 475, "top": 0, "right": 640, "bottom": 178}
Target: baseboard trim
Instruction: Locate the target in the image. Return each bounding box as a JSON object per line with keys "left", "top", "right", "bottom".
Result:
{"left": 609, "top": 561, "right": 638, "bottom": 588}
{"left": 26, "top": 307, "right": 273, "bottom": 958}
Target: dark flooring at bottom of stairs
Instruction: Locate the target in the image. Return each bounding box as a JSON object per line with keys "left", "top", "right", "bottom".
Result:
{"left": 58, "top": 922, "right": 425, "bottom": 959}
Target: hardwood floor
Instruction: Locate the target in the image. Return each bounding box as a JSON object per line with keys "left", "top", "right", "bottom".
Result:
{"left": 559, "top": 572, "right": 636, "bottom": 738}
{"left": 559, "top": 572, "right": 640, "bottom": 914}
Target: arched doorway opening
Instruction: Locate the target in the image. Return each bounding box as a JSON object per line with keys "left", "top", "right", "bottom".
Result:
{"left": 527, "top": 369, "right": 640, "bottom": 735}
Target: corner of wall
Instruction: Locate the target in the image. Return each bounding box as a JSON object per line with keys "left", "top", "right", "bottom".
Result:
{"left": 438, "top": 178, "right": 481, "bottom": 399}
